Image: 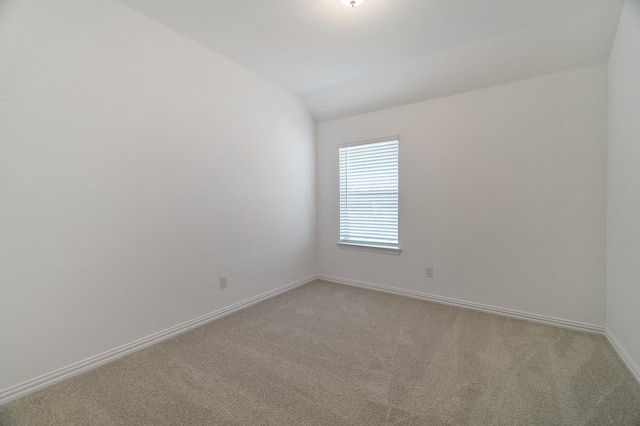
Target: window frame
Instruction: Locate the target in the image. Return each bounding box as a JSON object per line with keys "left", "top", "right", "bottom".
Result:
{"left": 337, "top": 136, "right": 401, "bottom": 255}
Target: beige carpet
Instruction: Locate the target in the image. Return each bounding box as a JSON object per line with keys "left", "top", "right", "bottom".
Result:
{"left": 1, "top": 280, "right": 639, "bottom": 425}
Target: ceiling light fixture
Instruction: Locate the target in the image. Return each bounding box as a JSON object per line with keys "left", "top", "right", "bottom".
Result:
{"left": 341, "top": 0, "right": 363, "bottom": 7}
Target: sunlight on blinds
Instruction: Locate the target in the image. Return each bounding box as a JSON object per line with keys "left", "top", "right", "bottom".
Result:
{"left": 339, "top": 139, "right": 398, "bottom": 249}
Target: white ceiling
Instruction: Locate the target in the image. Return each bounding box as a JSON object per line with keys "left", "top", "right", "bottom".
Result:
{"left": 117, "top": 0, "right": 624, "bottom": 121}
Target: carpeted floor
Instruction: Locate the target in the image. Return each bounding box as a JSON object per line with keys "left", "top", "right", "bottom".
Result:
{"left": 1, "top": 280, "right": 640, "bottom": 425}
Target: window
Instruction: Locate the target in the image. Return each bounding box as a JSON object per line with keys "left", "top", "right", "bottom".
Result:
{"left": 339, "top": 138, "right": 399, "bottom": 254}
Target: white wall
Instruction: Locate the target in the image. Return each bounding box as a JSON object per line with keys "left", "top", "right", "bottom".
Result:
{"left": 0, "top": 0, "right": 316, "bottom": 392}
{"left": 317, "top": 65, "right": 608, "bottom": 326}
{"left": 607, "top": 0, "right": 640, "bottom": 373}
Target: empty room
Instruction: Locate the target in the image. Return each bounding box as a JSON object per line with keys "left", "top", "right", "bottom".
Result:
{"left": 1, "top": 0, "right": 639, "bottom": 424}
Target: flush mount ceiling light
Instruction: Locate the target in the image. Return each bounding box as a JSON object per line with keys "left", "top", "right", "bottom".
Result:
{"left": 341, "top": 0, "right": 364, "bottom": 7}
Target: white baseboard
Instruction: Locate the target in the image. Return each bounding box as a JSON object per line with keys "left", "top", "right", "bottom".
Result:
{"left": 605, "top": 329, "right": 640, "bottom": 384}
{"left": 4, "top": 273, "right": 637, "bottom": 406}
{"left": 317, "top": 274, "right": 606, "bottom": 335}
{"left": 0, "top": 275, "right": 317, "bottom": 406}
{"left": 319, "top": 274, "right": 640, "bottom": 385}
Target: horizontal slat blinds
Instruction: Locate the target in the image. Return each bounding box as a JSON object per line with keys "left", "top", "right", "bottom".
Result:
{"left": 339, "top": 139, "right": 399, "bottom": 249}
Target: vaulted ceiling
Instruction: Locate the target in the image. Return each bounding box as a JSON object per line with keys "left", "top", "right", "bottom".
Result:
{"left": 117, "top": 0, "right": 624, "bottom": 121}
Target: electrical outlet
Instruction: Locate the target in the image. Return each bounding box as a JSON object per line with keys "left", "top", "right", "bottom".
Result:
{"left": 220, "top": 275, "right": 228, "bottom": 289}
{"left": 425, "top": 266, "right": 434, "bottom": 278}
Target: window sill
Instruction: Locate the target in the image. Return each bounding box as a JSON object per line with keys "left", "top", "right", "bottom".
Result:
{"left": 337, "top": 242, "right": 401, "bottom": 255}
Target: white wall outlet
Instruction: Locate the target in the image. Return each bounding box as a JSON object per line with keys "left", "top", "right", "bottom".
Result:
{"left": 220, "top": 275, "right": 228, "bottom": 289}
{"left": 426, "top": 266, "right": 434, "bottom": 278}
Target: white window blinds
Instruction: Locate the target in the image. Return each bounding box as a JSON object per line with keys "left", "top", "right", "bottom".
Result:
{"left": 339, "top": 139, "right": 399, "bottom": 250}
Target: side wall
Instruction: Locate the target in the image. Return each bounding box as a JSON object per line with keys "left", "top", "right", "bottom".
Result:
{"left": 0, "top": 0, "right": 316, "bottom": 392}
{"left": 607, "top": 0, "right": 640, "bottom": 377}
{"left": 317, "top": 65, "right": 608, "bottom": 327}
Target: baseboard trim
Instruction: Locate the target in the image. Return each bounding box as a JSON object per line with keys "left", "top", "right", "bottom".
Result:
{"left": 317, "top": 274, "right": 606, "bottom": 335}
{"left": 605, "top": 329, "right": 640, "bottom": 384}
{"left": 318, "top": 274, "right": 640, "bottom": 385}
{"left": 0, "top": 275, "right": 317, "bottom": 406}
{"left": 5, "top": 274, "right": 636, "bottom": 405}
